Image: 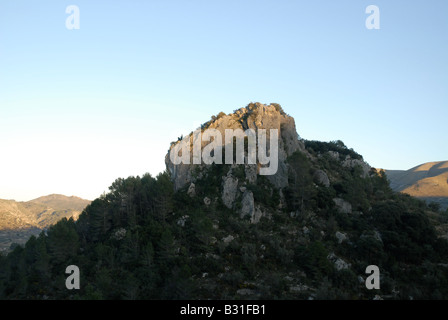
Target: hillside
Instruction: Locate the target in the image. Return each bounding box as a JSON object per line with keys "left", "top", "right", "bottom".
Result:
{"left": 1, "top": 103, "right": 448, "bottom": 300}
{"left": 29, "top": 194, "right": 91, "bottom": 212}
{"left": 0, "top": 195, "right": 91, "bottom": 251}
{"left": 386, "top": 161, "right": 448, "bottom": 210}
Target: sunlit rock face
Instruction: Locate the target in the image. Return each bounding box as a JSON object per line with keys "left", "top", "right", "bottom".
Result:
{"left": 165, "top": 102, "right": 304, "bottom": 191}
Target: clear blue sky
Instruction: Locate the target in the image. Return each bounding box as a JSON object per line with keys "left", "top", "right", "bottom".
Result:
{"left": 0, "top": 0, "right": 447, "bottom": 201}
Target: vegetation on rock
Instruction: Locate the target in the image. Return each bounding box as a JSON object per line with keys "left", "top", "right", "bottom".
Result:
{"left": 1, "top": 105, "right": 448, "bottom": 300}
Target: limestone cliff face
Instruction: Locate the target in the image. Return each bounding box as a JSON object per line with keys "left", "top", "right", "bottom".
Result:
{"left": 165, "top": 103, "right": 304, "bottom": 191}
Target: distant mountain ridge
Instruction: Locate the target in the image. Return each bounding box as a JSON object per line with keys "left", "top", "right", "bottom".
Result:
{"left": 386, "top": 161, "right": 448, "bottom": 210}
{"left": 0, "top": 194, "right": 91, "bottom": 251}
{"left": 29, "top": 194, "right": 91, "bottom": 213}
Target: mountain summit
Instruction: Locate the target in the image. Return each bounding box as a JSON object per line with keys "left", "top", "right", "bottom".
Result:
{"left": 165, "top": 102, "right": 372, "bottom": 224}
{"left": 166, "top": 102, "right": 305, "bottom": 191}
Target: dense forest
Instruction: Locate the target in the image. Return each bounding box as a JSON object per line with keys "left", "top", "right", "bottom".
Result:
{"left": 1, "top": 140, "right": 448, "bottom": 300}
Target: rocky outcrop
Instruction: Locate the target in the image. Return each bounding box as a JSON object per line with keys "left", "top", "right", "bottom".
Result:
{"left": 245, "top": 164, "right": 257, "bottom": 184}
{"left": 177, "top": 215, "right": 189, "bottom": 227}
{"left": 165, "top": 103, "right": 304, "bottom": 191}
{"left": 313, "top": 170, "right": 330, "bottom": 187}
{"left": 335, "top": 231, "right": 347, "bottom": 244}
{"left": 327, "top": 252, "right": 351, "bottom": 271}
{"left": 112, "top": 228, "right": 127, "bottom": 240}
{"left": 328, "top": 151, "right": 340, "bottom": 160}
{"left": 222, "top": 171, "right": 239, "bottom": 209}
{"left": 252, "top": 205, "right": 265, "bottom": 224}
{"left": 342, "top": 158, "right": 371, "bottom": 178}
{"left": 222, "top": 235, "right": 234, "bottom": 244}
{"left": 240, "top": 191, "right": 255, "bottom": 219}
{"left": 360, "top": 230, "right": 383, "bottom": 244}
{"left": 333, "top": 198, "right": 352, "bottom": 214}
{"left": 187, "top": 183, "right": 196, "bottom": 197}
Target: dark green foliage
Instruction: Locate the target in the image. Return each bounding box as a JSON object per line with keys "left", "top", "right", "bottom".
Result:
{"left": 201, "top": 111, "right": 228, "bottom": 130}
{"left": 295, "top": 241, "right": 333, "bottom": 279}
{"left": 428, "top": 202, "right": 441, "bottom": 212}
{"left": 1, "top": 144, "right": 448, "bottom": 300}
{"left": 246, "top": 176, "right": 280, "bottom": 209}
{"left": 46, "top": 218, "right": 79, "bottom": 267}
{"left": 269, "top": 103, "right": 286, "bottom": 115}
{"left": 212, "top": 112, "right": 227, "bottom": 121}
{"left": 284, "top": 150, "right": 316, "bottom": 212}
{"left": 305, "top": 140, "right": 363, "bottom": 161}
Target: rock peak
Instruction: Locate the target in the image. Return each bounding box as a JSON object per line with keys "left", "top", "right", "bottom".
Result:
{"left": 165, "top": 102, "right": 304, "bottom": 191}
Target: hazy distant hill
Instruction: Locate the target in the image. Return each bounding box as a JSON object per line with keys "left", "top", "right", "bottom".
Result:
{"left": 28, "top": 194, "right": 91, "bottom": 212}
{"left": 0, "top": 199, "right": 37, "bottom": 230}
{"left": 386, "top": 161, "right": 448, "bottom": 210}
{"left": 0, "top": 194, "right": 91, "bottom": 251}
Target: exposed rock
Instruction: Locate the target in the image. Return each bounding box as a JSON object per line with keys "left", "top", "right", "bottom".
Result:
{"left": 328, "top": 151, "right": 340, "bottom": 160}
{"left": 335, "top": 231, "right": 347, "bottom": 244}
{"left": 360, "top": 230, "right": 383, "bottom": 244}
{"left": 251, "top": 205, "right": 265, "bottom": 224}
{"left": 177, "top": 215, "right": 189, "bottom": 227}
{"left": 245, "top": 164, "right": 257, "bottom": 184}
{"left": 278, "top": 189, "right": 287, "bottom": 209}
{"left": 240, "top": 191, "right": 255, "bottom": 219}
{"left": 221, "top": 172, "right": 239, "bottom": 209}
{"left": 112, "top": 228, "right": 126, "bottom": 240}
{"left": 327, "top": 252, "right": 351, "bottom": 271}
{"left": 165, "top": 103, "right": 305, "bottom": 191}
{"left": 203, "top": 197, "right": 211, "bottom": 206}
{"left": 335, "top": 259, "right": 351, "bottom": 271}
{"left": 236, "top": 288, "right": 255, "bottom": 296}
{"left": 333, "top": 198, "right": 352, "bottom": 214}
{"left": 206, "top": 253, "right": 221, "bottom": 260}
{"left": 239, "top": 186, "right": 247, "bottom": 193}
{"left": 342, "top": 158, "right": 371, "bottom": 178}
{"left": 222, "top": 235, "right": 234, "bottom": 244}
{"left": 303, "top": 226, "right": 309, "bottom": 235}
{"left": 374, "top": 230, "right": 383, "bottom": 243}
{"left": 187, "top": 183, "right": 196, "bottom": 197}
{"left": 313, "top": 170, "right": 330, "bottom": 187}
{"left": 289, "top": 284, "right": 309, "bottom": 292}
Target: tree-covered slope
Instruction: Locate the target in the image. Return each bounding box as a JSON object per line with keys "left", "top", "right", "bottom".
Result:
{"left": 1, "top": 138, "right": 448, "bottom": 300}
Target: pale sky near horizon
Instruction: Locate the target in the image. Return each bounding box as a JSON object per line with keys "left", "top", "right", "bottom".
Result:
{"left": 0, "top": 0, "right": 447, "bottom": 202}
